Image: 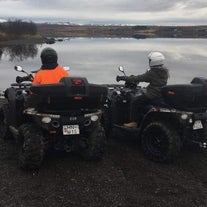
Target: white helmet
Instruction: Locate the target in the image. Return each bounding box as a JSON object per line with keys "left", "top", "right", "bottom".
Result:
{"left": 148, "top": 52, "right": 165, "bottom": 67}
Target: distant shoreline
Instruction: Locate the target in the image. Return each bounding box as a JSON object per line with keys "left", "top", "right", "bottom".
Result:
{"left": 37, "top": 24, "right": 207, "bottom": 39}
{"left": 0, "top": 24, "right": 206, "bottom": 45}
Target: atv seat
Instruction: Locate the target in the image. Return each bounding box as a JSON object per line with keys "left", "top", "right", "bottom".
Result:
{"left": 28, "top": 77, "right": 108, "bottom": 110}
{"left": 150, "top": 98, "right": 168, "bottom": 108}
{"left": 161, "top": 77, "right": 207, "bottom": 111}
{"left": 142, "top": 98, "right": 169, "bottom": 115}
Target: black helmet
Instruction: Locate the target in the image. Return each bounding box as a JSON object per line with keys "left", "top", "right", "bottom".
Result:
{"left": 40, "top": 47, "right": 58, "bottom": 64}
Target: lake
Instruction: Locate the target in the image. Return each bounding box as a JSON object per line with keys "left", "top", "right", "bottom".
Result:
{"left": 0, "top": 37, "right": 207, "bottom": 91}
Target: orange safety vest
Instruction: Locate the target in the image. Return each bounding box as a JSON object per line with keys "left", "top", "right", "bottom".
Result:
{"left": 32, "top": 65, "right": 69, "bottom": 84}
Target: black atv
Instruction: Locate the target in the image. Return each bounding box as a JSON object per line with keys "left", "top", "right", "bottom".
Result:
{"left": 102, "top": 66, "right": 207, "bottom": 162}
{"left": 0, "top": 66, "right": 107, "bottom": 169}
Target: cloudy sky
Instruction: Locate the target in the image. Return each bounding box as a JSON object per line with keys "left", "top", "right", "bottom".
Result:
{"left": 0, "top": 0, "right": 207, "bottom": 25}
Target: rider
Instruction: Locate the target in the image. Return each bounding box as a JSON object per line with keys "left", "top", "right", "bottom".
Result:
{"left": 32, "top": 47, "right": 69, "bottom": 84}
{"left": 123, "top": 51, "right": 169, "bottom": 128}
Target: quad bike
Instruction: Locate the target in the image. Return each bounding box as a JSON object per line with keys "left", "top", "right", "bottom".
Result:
{"left": 102, "top": 66, "right": 207, "bottom": 162}
{"left": 0, "top": 66, "right": 107, "bottom": 169}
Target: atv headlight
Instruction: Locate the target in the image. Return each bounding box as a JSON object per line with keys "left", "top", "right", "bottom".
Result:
{"left": 181, "top": 114, "right": 188, "bottom": 120}
{"left": 41, "top": 116, "right": 52, "bottom": 124}
{"left": 91, "top": 115, "right": 99, "bottom": 122}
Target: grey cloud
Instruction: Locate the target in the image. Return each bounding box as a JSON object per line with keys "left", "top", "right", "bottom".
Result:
{"left": 19, "top": 0, "right": 207, "bottom": 13}
{"left": 24, "top": 0, "right": 177, "bottom": 12}
{"left": 107, "top": 0, "right": 177, "bottom": 12}
{"left": 185, "top": 1, "right": 207, "bottom": 9}
{"left": 20, "top": 0, "right": 173, "bottom": 11}
{"left": 24, "top": 0, "right": 197, "bottom": 12}
{"left": 108, "top": 0, "right": 207, "bottom": 12}
{"left": 0, "top": 0, "right": 206, "bottom": 25}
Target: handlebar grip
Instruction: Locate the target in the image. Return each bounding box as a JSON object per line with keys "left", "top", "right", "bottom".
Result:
{"left": 16, "top": 76, "right": 23, "bottom": 83}
{"left": 116, "top": 75, "right": 127, "bottom": 82}
{"left": 16, "top": 75, "right": 33, "bottom": 83}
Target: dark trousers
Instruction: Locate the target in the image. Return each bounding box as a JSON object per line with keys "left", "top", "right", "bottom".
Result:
{"left": 130, "top": 94, "right": 151, "bottom": 122}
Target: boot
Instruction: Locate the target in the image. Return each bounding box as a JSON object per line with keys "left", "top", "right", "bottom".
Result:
{"left": 123, "top": 122, "right": 138, "bottom": 128}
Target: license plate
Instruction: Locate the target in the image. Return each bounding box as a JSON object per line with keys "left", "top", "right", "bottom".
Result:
{"left": 193, "top": 120, "right": 203, "bottom": 130}
{"left": 63, "top": 125, "right": 80, "bottom": 135}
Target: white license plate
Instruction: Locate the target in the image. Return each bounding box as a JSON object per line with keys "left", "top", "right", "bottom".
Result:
{"left": 193, "top": 120, "right": 203, "bottom": 130}
{"left": 63, "top": 125, "right": 80, "bottom": 135}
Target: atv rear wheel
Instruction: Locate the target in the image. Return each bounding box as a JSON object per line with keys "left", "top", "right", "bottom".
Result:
{"left": 141, "top": 121, "right": 181, "bottom": 163}
{"left": 0, "top": 103, "right": 12, "bottom": 140}
{"left": 80, "top": 125, "right": 105, "bottom": 160}
{"left": 18, "top": 123, "right": 44, "bottom": 170}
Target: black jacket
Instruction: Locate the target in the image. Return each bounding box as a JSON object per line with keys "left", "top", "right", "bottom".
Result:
{"left": 128, "top": 66, "right": 169, "bottom": 99}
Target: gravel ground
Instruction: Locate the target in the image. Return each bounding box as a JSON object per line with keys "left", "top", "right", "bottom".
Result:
{"left": 0, "top": 136, "right": 207, "bottom": 207}
{"left": 1, "top": 97, "right": 207, "bottom": 207}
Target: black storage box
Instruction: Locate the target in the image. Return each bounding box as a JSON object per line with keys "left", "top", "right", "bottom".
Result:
{"left": 29, "top": 77, "right": 108, "bottom": 110}
{"left": 161, "top": 77, "right": 207, "bottom": 110}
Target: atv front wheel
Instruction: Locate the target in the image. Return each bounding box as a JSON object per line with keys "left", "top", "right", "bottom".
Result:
{"left": 80, "top": 125, "right": 105, "bottom": 160}
{"left": 0, "top": 103, "right": 12, "bottom": 140}
{"left": 141, "top": 121, "right": 181, "bottom": 163}
{"left": 18, "top": 123, "right": 44, "bottom": 170}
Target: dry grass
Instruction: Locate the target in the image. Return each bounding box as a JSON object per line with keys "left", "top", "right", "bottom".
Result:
{"left": 37, "top": 24, "right": 154, "bottom": 38}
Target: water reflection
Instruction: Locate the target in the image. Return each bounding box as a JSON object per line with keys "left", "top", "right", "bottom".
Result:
{"left": 0, "top": 49, "right": 3, "bottom": 60}
{"left": 0, "top": 44, "right": 38, "bottom": 61}
{"left": 0, "top": 38, "right": 207, "bottom": 91}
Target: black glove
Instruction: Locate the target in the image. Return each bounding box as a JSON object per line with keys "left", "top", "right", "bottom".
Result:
{"left": 16, "top": 75, "right": 33, "bottom": 83}
{"left": 28, "top": 74, "right": 34, "bottom": 81}
{"left": 116, "top": 75, "right": 126, "bottom": 82}
{"left": 126, "top": 75, "right": 136, "bottom": 82}
{"left": 125, "top": 75, "right": 139, "bottom": 88}
{"left": 16, "top": 76, "right": 23, "bottom": 83}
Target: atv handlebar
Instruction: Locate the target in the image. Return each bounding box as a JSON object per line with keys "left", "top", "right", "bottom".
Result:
{"left": 16, "top": 74, "right": 33, "bottom": 83}
{"left": 116, "top": 75, "right": 138, "bottom": 90}
{"left": 116, "top": 75, "right": 127, "bottom": 82}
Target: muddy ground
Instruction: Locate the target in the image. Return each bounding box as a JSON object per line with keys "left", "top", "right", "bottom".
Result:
{"left": 0, "top": 133, "right": 207, "bottom": 207}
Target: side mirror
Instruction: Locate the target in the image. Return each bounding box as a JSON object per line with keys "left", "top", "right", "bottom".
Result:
{"left": 14, "top": 65, "right": 28, "bottom": 75}
{"left": 118, "top": 66, "right": 124, "bottom": 72}
{"left": 14, "top": 65, "right": 23, "bottom": 72}
{"left": 118, "top": 65, "right": 126, "bottom": 76}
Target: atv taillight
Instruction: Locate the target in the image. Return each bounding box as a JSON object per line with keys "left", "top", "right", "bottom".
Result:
{"left": 49, "top": 130, "right": 57, "bottom": 134}
{"left": 74, "top": 96, "right": 83, "bottom": 100}
{"left": 72, "top": 79, "right": 83, "bottom": 85}
{"left": 168, "top": 90, "right": 175, "bottom": 95}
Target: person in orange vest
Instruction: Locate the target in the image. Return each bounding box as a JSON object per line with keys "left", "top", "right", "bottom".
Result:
{"left": 32, "top": 47, "right": 69, "bottom": 84}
